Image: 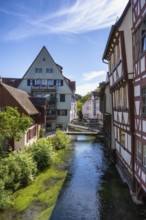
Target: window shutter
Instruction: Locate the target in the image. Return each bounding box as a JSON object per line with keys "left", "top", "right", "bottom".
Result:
{"left": 65, "top": 110, "right": 67, "bottom": 115}
{"left": 54, "top": 80, "right": 56, "bottom": 85}
{"left": 61, "top": 80, "right": 63, "bottom": 86}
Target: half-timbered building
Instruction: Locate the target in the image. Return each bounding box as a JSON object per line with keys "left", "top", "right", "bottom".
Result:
{"left": 132, "top": 0, "right": 146, "bottom": 201}
{"left": 102, "top": 1, "right": 135, "bottom": 191}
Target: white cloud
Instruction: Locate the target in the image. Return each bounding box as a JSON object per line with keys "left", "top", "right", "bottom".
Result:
{"left": 2, "top": 0, "right": 129, "bottom": 40}
{"left": 77, "top": 70, "right": 107, "bottom": 95}
{"left": 76, "top": 81, "right": 100, "bottom": 96}
{"left": 83, "top": 70, "right": 106, "bottom": 81}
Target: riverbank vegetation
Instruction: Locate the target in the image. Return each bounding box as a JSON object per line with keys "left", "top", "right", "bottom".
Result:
{"left": 0, "top": 130, "right": 71, "bottom": 217}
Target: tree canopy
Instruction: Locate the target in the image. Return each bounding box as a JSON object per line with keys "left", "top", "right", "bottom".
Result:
{"left": 0, "top": 106, "right": 32, "bottom": 146}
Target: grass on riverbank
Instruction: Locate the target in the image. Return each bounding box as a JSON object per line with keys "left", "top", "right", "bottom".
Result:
{"left": 11, "top": 147, "right": 72, "bottom": 220}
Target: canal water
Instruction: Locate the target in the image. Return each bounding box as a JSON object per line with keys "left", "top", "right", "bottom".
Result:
{"left": 50, "top": 135, "right": 144, "bottom": 220}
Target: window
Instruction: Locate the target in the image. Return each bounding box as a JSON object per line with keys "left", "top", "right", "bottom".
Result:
{"left": 120, "top": 130, "right": 125, "bottom": 146}
{"left": 39, "top": 68, "right": 42, "bottom": 73}
{"left": 35, "top": 68, "right": 39, "bottom": 73}
{"left": 113, "top": 92, "right": 116, "bottom": 107}
{"left": 56, "top": 80, "right": 63, "bottom": 86}
{"left": 35, "top": 68, "right": 42, "bottom": 73}
{"left": 141, "top": 86, "right": 146, "bottom": 115}
{"left": 27, "top": 79, "right": 35, "bottom": 86}
{"left": 58, "top": 110, "right": 67, "bottom": 116}
{"left": 36, "top": 79, "right": 42, "bottom": 85}
{"left": 27, "top": 126, "right": 36, "bottom": 142}
{"left": 50, "top": 68, "right": 53, "bottom": 73}
{"left": 47, "top": 109, "right": 55, "bottom": 115}
{"left": 142, "top": 30, "right": 146, "bottom": 52}
{"left": 46, "top": 68, "right": 53, "bottom": 73}
{"left": 43, "top": 58, "right": 45, "bottom": 61}
{"left": 47, "top": 80, "right": 54, "bottom": 86}
{"left": 123, "top": 86, "right": 127, "bottom": 108}
{"left": 60, "top": 94, "right": 65, "bottom": 102}
{"left": 118, "top": 89, "right": 121, "bottom": 107}
{"left": 143, "top": 145, "right": 146, "bottom": 167}
{"left": 133, "top": 18, "right": 146, "bottom": 61}
{"left": 137, "top": 140, "right": 142, "bottom": 161}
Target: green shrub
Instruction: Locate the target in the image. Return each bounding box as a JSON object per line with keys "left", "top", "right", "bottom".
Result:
{"left": 39, "top": 128, "right": 45, "bottom": 138}
{"left": 0, "top": 152, "right": 37, "bottom": 191}
{"left": 51, "top": 129, "right": 71, "bottom": 150}
{"left": 0, "top": 179, "right": 12, "bottom": 210}
{"left": 29, "top": 138, "right": 54, "bottom": 171}
{"left": 3, "top": 153, "right": 22, "bottom": 191}
{"left": 14, "top": 152, "right": 37, "bottom": 187}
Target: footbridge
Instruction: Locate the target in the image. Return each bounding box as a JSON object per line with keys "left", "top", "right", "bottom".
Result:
{"left": 65, "top": 123, "right": 100, "bottom": 135}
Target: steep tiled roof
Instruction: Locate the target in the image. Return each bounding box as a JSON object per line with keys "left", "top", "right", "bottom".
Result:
{"left": 63, "top": 76, "right": 76, "bottom": 91}
{"left": 1, "top": 83, "right": 38, "bottom": 115}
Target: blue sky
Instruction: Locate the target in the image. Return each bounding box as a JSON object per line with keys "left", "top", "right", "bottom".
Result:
{"left": 0, "top": 0, "right": 128, "bottom": 95}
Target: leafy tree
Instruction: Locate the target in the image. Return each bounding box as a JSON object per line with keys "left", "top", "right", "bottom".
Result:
{"left": 75, "top": 94, "right": 82, "bottom": 100}
{"left": 77, "top": 100, "right": 83, "bottom": 120}
{"left": 0, "top": 106, "right": 32, "bottom": 151}
{"left": 81, "top": 92, "right": 91, "bottom": 103}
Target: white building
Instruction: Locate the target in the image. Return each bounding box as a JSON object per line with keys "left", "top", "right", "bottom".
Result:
{"left": 18, "top": 46, "right": 76, "bottom": 130}
{"left": 82, "top": 91, "right": 102, "bottom": 122}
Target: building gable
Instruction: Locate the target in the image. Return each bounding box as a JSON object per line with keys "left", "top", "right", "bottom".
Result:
{"left": 18, "top": 46, "right": 72, "bottom": 94}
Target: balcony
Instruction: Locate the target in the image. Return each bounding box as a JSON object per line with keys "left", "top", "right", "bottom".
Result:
{"left": 31, "top": 85, "right": 56, "bottom": 92}
{"left": 46, "top": 114, "right": 56, "bottom": 120}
